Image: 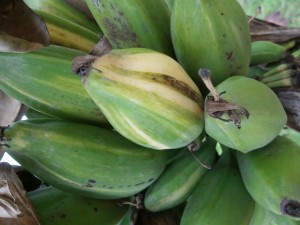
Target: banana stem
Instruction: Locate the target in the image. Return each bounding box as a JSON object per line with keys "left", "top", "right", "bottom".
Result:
{"left": 198, "top": 69, "right": 219, "bottom": 101}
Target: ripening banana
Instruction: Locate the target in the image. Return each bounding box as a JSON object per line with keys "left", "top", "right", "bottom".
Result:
{"left": 1, "top": 119, "right": 177, "bottom": 199}
{"left": 73, "top": 47, "right": 204, "bottom": 150}
{"left": 24, "top": 0, "right": 102, "bottom": 52}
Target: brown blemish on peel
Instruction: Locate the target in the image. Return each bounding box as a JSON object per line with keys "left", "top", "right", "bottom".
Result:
{"left": 151, "top": 74, "right": 203, "bottom": 107}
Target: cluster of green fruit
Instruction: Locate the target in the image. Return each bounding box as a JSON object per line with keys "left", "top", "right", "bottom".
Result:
{"left": 0, "top": 0, "right": 300, "bottom": 224}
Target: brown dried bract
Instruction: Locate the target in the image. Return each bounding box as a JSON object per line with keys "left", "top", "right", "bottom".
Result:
{"left": 206, "top": 94, "right": 250, "bottom": 129}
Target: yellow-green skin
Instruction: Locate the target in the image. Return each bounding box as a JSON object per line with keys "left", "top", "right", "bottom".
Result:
{"left": 204, "top": 76, "right": 287, "bottom": 153}
{"left": 171, "top": 0, "right": 251, "bottom": 94}
{"left": 85, "top": 48, "right": 204, "bottom": 150}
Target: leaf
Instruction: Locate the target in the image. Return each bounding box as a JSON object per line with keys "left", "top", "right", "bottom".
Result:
{"left": 238, "top": 0, "right": 300, "bottom": 28}
{"left": 249, "top": 17, "right": 300, "bottom": 42}
{"left": 0, "top": 0, "right": 50, "bottom": 53}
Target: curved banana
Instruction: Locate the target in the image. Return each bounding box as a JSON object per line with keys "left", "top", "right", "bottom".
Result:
{"left": 180, "top": 150, "right": 255, "bottom": 225}
{"left": 144, "top": 136, "right": 218, "bottom": 212}
{"left": 237, "top": 135, "right": 300, "bottom": 220}
{"left": 2, "top": 119, "right": 176, "bottom": 199}
{"left": 85, "top": 0, "right": 174, "bottom": 56}
{"left": 0, "top": 45, "right": 108, "bottom": 125}
{"left": 27, "top": 186, "right": 129, "bottom": 225}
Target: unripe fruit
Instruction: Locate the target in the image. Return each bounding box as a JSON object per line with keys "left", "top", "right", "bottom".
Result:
{"left": 73, "top": 43, "right": 204, "bottom": 150}
{"left": 202, "top": 71, "right": 287, "bottom": 152}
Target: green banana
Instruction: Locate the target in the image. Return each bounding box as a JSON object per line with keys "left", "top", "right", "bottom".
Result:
{"left": 0, "top": 45, "right": 108, "bottom": 125}
{"left": 33, "top": 10, "right": 100, "bottom": 52}
{"left": 1, "top": 119, "right": 176, "bottom": 199}
{"left": 24, "top": 0, "right": 102, "bottom": 52}
{"left": 250, "top": 203, "right": 300, "bottom": 225}
{"left": 165, "top": 0, "right": 174, "bottom": 12}
{"left": 144, "top": 136, "right": 218, "bottom": 212}
{"left": 84, "top": 0, "right": 174, "bottom": 56}
{"left": 27, "top": 186, "right": 129, "bottom": 225}
{"left": 250, "top": 41, "right": 287, "bottom": 66}
{"left": 171, "top": 0, "right": 251, "bottom": 94}
{"left": 236, "top": 135, "right": 300, "bottom": 220}
{"left": 74, "top": 48, "right": 204, "bottom": 150}
{"left": 180, "top": 150, "right": 255, "bottom": 225}
{"left": 24, "top": 0, "right": 100, "bottom": 32}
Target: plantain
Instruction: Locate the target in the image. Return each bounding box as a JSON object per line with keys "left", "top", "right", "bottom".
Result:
{"left": 1, "top": 119, "right": 176, "bottom": 199}
{"left": 171, "top": 0, "right": 251, "bottom": 94}
{"left": 24, "top": 0, "right": 102, "bottom": 52}
{"left": 84, "top": 0, "right": 174, "bottom": 56}
{"left": 73, "top": 47, "right": 204, "bottom": 150}
{"left": 0, "top": 45, "right": 108, "bottom": 125}
{"left": 27, "top": 186, "right": 128, "bottom": 225}
{"left": 180, "top": 150, "right": 255, "bottom": 225}
{"left": 144, "top": 136, "right": 218, "bottom": 212}
{"left": 237, "top": 135, "right": 300, "bottom": 220}
{"left": 250, "top": 203, "right": 300, "bottom": 225}
{"left": 250, "top": 40, "right": 287, "bottom": 66}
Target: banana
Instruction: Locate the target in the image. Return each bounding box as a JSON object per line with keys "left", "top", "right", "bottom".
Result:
{"left": 1, "top": 119, "right": 176, "bottom": 199}
{"left": 250, "top": 41, "right": 287, "bottom": 66}
{"left": 165, "top": 0, "right": 174, "bottom": 12}
{"left": 27, "top": 186, "right": 129, "bottom": 225}
{"left": 24, "top": 0, "right": 102, "bottom": 52}
{"left": 73, "top": 47, "right": 204, "bottom": 150}
{"left": 0, "top": 45, "right": 108, "bottom": 125}
{"left": 84, "top": 0, "right": 174, "bottom": 56}
{"left": 33, "top": 10, "right": 100, "bottom": 52}
{"left": 144, "top": 136, "right": 218, "bottom": 212}
{"left": 180, "top": 150, "right": 255, "bottom": 225}
{"left": 171, "top": 0, "right": 251, "bottom": 94}
{"left": 236, "top": 135, "right": 300, "bottom": 220}
{"left": 250, "top": 203, "right": 300, "bottom": 225}
{"left": 24, "top": 0, "right": 100, "bottom": 32}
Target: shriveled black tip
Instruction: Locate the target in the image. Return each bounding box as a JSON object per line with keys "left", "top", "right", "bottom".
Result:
{"left": 280, "top": 198, "right": 300, "bottom": 218}
{"left": 198, "top": 68, "right": 212, "bottom": 79}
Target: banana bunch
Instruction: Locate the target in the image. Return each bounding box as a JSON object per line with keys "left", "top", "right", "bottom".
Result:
{"left": 247, "top": 40, "right": 300, "bottom": 89}
{"left": 1, "top": 0, "right": 300, "bottom": 224}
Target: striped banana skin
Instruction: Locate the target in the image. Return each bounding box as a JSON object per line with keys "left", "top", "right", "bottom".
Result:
{"left": 0, "top": 46, "right": 108, "bottom": 125}
{"left": 34, "top": 10, "right": 100, "bottom": 52}
{"left": 84, "top": 48, "right": 204, "bottom": 149}
{"left": 4, "top": 119, "right": 174, "bottom": 199}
